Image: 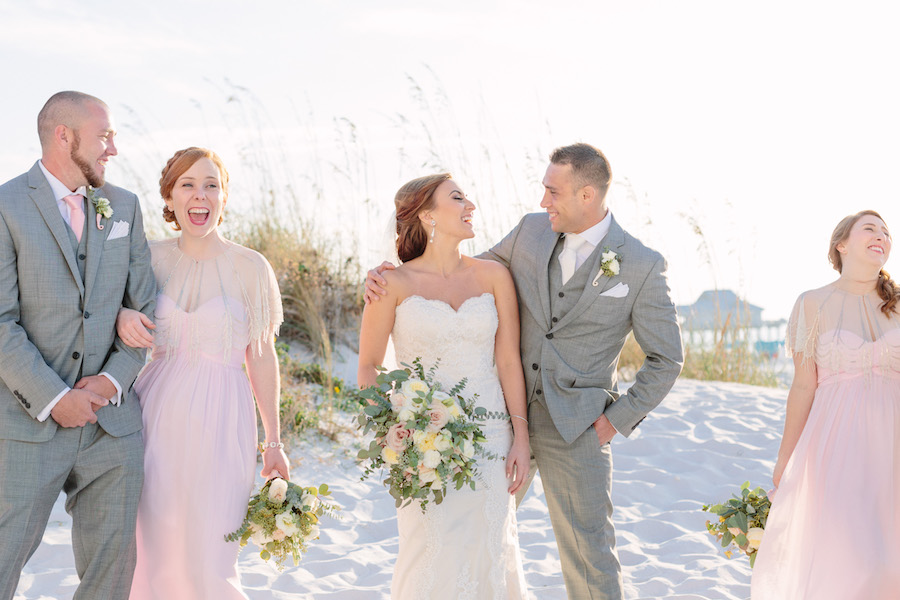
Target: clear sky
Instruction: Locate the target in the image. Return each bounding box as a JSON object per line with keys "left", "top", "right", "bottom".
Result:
{"left": 2, "top": 0, "right": 898, "bottom": 320}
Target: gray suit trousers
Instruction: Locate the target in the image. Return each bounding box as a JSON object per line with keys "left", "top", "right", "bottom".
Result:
{"left": 523, "top": 401, "right": 623, "bottom": 600}
{"left": 0, "top": 424, "right": 144, "bottom": 600}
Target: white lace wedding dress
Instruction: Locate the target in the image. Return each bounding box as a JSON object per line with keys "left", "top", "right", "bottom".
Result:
{"left": 389, "top": 293, "right": 529, "bottom": 599}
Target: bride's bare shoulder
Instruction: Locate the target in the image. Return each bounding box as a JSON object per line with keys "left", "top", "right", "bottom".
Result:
{"left": 382, "top": 263, "right": 416, "bottom": 296}
{"left": 467, "top": 255, "right": 511, "bottom": 282}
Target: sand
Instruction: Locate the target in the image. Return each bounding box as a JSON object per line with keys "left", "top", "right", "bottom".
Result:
{"left": 14, "top": 378, "right": 785, "bottom": 600}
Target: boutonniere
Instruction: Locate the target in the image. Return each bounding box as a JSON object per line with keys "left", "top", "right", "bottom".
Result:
{"left": 592, "top": 247, "right": 622, "bottom": 287}
{"left": 600, "top": 247, "right": 621, "bottom": 277}
{"left": 87, "top": 187, "right": 113, "bottom": 230}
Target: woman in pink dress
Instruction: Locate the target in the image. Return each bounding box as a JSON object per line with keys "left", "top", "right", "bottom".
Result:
{"left": 751, "top": 210, "right": 900, "bottom": 599}
{"left": 117, "top": 147, "right": 289, "bottom": 599}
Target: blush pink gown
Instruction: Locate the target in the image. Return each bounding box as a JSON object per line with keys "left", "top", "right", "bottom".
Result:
{"left": 130, "top": 239, "right": 282, "bottom": 600}
{"left": 751, "top": 286, "right": 900, "bottom": 599}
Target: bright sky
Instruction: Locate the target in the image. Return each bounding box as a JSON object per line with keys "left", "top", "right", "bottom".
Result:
{"left": 2, "top": 0, "right": 899, "bottom": 320}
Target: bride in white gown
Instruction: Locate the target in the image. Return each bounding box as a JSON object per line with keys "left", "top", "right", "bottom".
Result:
{"left": 358, "top": 174, "right": 531, "bottom": 599}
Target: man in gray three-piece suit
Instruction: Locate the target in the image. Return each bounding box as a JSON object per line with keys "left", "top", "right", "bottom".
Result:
{"left": 366, "top": 142, "right": 684, "bottom": 599}
{"left": 0, "top": 92, "right": 156, "bottom": 599}
{"left": 485, "top": 143, "right": 683, "bottom": 599}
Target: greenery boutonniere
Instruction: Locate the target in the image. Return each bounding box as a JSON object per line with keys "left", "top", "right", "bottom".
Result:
{"left": 87, "top": 187, "right": 113, "bottom": 230}
{"left": 600, "top": 247, "right": 621, "bottom": 278}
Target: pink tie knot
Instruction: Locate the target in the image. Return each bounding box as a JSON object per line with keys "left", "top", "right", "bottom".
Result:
{"left": 63, "top": 194, "right": 85, "bottom": 242}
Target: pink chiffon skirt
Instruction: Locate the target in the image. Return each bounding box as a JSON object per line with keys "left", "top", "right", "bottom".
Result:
{"left": 129, "top": 354, "right": 257, "bottom": 600}
{"left": 751, "top": 373, "right": 900, "bottom": 599}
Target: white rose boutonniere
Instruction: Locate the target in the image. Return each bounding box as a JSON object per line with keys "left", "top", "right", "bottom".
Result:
{"left": 600, "top": 247, "right": 621, "bottom": 278}
{"left": 87, "top": 187, "right": 113, "bottom": 230}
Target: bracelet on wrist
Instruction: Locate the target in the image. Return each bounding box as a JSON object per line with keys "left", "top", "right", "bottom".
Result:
{"left": 510, "top": 415, "right": 528, "bottom": 425}
{"left": 259, "top": 441, "right": 285, "bottom": 453}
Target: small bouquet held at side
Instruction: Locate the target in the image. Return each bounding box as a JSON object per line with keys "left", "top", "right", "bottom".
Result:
{"left": 356, "top": 358, "right": 490, "bottom": 511}
{"left": 702, "top": 481, "right": 771, "bottom": 567}
{"left": 225, "top": 477, "right": 340, "bottom": 570}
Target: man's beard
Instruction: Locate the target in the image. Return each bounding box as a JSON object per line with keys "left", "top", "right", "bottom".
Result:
{"left": 70, "top": 131, "right": 104, "bottom": 188}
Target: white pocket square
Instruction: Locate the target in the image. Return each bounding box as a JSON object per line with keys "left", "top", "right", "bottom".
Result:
{"left": 106, "top": 220, "right": 130, "bottom": 240}
{"left": 600, "top": 282, "right": 629, "bottom": 298}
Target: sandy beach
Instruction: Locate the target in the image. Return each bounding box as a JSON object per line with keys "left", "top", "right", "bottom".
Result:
{"left": 14, "top": 378, "right": 784, "bottom": 600}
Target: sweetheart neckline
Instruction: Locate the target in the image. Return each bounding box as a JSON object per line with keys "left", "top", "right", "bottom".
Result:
{"left": 397, "top": 292, "right": 495, "bottom": 314}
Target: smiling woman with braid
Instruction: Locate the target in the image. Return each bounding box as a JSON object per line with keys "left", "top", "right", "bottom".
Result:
{"left": 752, "top": 210, "right": 900, "bottom": 599}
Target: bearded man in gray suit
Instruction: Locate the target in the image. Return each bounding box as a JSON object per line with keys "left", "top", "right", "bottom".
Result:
{"left": 0, "top": 91, "right": 156, "bottom": 599}
{"left": 367, "top": 143, "right": 683, "bottom": 599}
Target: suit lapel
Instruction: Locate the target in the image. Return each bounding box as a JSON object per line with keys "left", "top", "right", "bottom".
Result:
{"left": 537, "top": 226, "right": 561, "bottom": 328}
{"left": 82, "top": 191, "right": 106, "bottom": 306}
{"left": 557, "top": 216, "right": 627, "bottom": 329}
{"left": 26, "top": 164, "right": 84, "bottom": 295}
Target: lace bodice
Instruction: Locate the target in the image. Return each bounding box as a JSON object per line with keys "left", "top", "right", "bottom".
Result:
{"left": 392, "top": 293, "right": 506, "bottom": 413}
{"left": 787, "top": 285, "right": 900, "bottom": 383}
{"left": 148, "top": 238, "right": 283, "bottom": 366}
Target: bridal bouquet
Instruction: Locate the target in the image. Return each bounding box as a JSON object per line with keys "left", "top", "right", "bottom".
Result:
{"left": 356, "top": 358, "right": 489, "bottom": 511}
{"left": 702, "top": 481, "right": 771, "bottom": 567}
{"left": 225, "top": 478, "right": 340, "bottom": 570}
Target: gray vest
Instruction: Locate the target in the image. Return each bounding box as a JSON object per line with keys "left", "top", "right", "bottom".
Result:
{"left": 65, "top": 217, "right": 88, "bottom": 282}
{"left": 66, "top": 217, "right": 87, "bottom": 379}
{"left": 548, "top": 236, "right": 599, "bottom": 321}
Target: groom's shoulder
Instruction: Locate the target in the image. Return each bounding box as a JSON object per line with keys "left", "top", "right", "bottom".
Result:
{"left": 98, "top": 181, "right": 138, "bottom": 202}
{"left": 521, "top": 212, "right": 550, "bottom": 227}
{"left": 515, "top": 212, "right": 551, "bottom": 235}
{"left": 0, "top": 170, "right": 31, "bottom": 198}
{"left": 620, "top": 227, "right": 666, "bottom": 265}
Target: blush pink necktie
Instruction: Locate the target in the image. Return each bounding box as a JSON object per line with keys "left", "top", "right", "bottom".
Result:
{"left": 63, "top": 194, "right": 85, "bottom": 242}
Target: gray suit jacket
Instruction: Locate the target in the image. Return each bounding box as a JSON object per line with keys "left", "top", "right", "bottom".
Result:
{"left": 486, "top": 213, "right": 683, "bottom": 444}
{"left": 0, "top": 161, "right": 157, "bottom": 442}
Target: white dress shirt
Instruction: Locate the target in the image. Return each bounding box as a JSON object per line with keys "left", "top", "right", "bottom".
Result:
{"left": 36, "top": 162, "right": 122, "bottom": 422}
{"left": 566, "top": 209, "right": 613, "bottom": 272}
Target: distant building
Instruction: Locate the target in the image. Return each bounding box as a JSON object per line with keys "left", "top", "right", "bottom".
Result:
{"left": 677, "top": 289, "right": 764, "bottom": 329}
{"left": 677, "top": 290, "right": 786, "bottom": 357}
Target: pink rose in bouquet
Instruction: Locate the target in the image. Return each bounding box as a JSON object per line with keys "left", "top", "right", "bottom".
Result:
{"left": 385, "top": 422, "right": 412, "bottom": 452}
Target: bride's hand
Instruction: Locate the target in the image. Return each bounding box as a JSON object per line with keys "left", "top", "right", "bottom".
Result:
{"left": 261, "top": 447, "right": 291, "bottom": 482}
{"left": 116, "top": 308, "right": 156, "bottom": 348}
{"left": 506, "top": 436, "right": 531, "bottom": 495}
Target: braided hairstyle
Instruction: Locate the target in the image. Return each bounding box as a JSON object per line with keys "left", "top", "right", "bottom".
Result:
{"left": 394, "top": 173, "right": 451, "bottom": 263}
{"left": 828, "top": 209, "right": 899, "bottom": 316}
{"left": 159, "top": 147, "right": 230, "bottom": 231}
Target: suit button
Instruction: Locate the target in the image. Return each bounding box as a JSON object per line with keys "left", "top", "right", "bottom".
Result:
{"left": 552, "top": 317, "right": 558, "bottom": 323}
{"left": 546, "top": 333, "right": 553, "bottom": 339}
{"left": 24, "top": 402, "right": 31, "bottom": 408}
{"left": 84, "top": 311, "right": 90, "bottom": 319}
{"left": 536, "top": 389, "right": 543, "bottom": 395}
{"left": 558, "top": 292, "right": 564, "bottom": 298}
{"left": 531, "top": 363, "right": 538, "bottom": 370}
{"left": 72, "top": 352, "right": 80, "bottom": 359}
{"left": 78, "top": 254, "right": 86, "bottom": 260}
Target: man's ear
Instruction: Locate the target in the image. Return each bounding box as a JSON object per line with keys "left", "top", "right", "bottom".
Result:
{"left": 580, "top": 184, "right": 596, "bottom": 204}
{"left": 55, "top": 125, "right": 71, "bottom": 149}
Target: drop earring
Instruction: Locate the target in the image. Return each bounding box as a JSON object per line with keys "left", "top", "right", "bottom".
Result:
{"left": 430, "top": 219, "right": 436, "bottom": 243}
